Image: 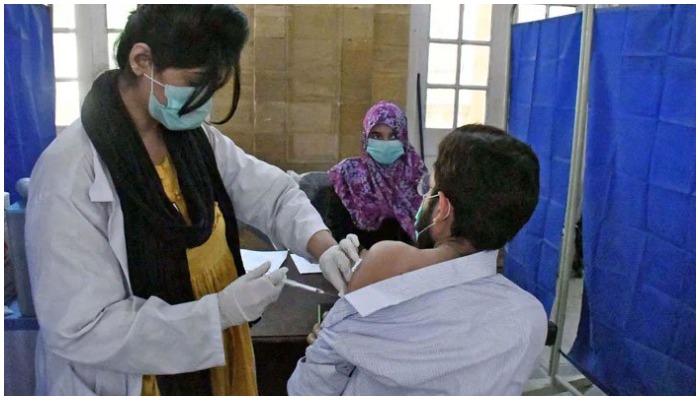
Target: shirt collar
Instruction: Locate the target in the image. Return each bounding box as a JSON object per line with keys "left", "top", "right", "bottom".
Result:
{"left": 344, "top": 250, "right": 498, "bottom": 317}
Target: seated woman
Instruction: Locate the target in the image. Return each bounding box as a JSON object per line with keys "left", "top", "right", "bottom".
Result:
{"left": 326, "top": 101, "right": 427, "bottom": 250}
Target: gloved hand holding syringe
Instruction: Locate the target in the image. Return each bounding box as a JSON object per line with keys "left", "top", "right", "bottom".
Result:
{"left": 285, "top": 258, "right": 363, "bottom": 296}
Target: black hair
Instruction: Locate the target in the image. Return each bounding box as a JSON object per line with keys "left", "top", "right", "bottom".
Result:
{"left": 433, "top": 124, "right": 540, "bottom": 250}
{"left": 115, "top": 5, "right": 249, "bottom": 124}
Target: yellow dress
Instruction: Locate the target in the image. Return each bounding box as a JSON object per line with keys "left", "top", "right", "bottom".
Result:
{"left": 141, "top": 156, "right": 258, "bottom": 396}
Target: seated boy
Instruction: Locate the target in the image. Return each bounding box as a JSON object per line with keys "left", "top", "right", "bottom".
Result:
{"left": 288, "top": 124, "right": 547, "bottom": 395}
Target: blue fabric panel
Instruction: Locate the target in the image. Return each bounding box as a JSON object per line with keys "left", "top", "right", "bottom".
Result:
{"left": 567, "top": 5, "right": 695, "bottom": 395}
{"left": 4, "top": 5, "right": 55, "bottom": 203}
{"left": 504, "top": 13, "right": 582, "bottom": 314}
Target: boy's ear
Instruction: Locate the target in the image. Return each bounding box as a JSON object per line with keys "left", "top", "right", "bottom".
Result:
{"left": 434, "top": 192, "right": 451, "bottom": 222}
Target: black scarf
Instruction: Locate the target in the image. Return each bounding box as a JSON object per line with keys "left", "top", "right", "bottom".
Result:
{"left": 82, "top": 70, "right": 246, "bottom": 395}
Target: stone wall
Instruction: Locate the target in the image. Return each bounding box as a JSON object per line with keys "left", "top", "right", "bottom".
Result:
{"left": 210, "top": 5, "right": 411, "bottom": 173}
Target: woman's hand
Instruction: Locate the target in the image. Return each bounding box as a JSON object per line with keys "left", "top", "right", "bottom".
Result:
{"left": 319, "top": 234, "right": 361, "bottom": 295}
{"left": 216, "top": 261, "right": 288, "bottom": 329}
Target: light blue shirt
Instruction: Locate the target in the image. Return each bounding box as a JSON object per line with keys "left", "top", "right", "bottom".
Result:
{"left": 287, "top": 251, "right": 547, "bottom": 396}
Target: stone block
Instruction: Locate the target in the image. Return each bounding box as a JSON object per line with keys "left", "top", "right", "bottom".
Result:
{"left": 212, "top": 79, "right": 252, "bottom": 122}
{"left": 224, "top": 70, "right": 253, "bottom": 100}
{"left": 288, "top": 102, "right": 335, "bottom": 135}
{"left": 290, "top": 6, "right": 338, "bottom": 40}
{"left": 255, "top": 37, "right": 287, "bottom": 71}
{"left": 289, "top": 68, "right": 339, "bottom": 102}
{"left": 341, "top": 39, "right": 373, "bottom": 102}
{"left": 255, "top": 134, "right": 287, "bottom": 164}
{"left": 255, "top": 71, "right": 288, "bottom": 103}
{"left": 289, "top": 133, "right": 338, "bottom": 162}
{"left": 218, "top": 99, "right": 254, "bottom": 134}
{"left": 376, "top": 5, "right": 410, "bottom": 15}
{"left": 212, "top": 80, "right": 232, "bottom": 110}
{"left": 341, "top": 4, "right": 374, "bottom": 9}
{"left": 255, "top": 5, "right": 289, "bottom": 18}
{"left": 340, "top": 71, "right": 372, "bottom": 104}
{"left": 238, "top": 5, "right": 255, "bottom": 17}
{"left": 341, "top": 39, "right": 373, "bottom": 75}
{"left": 240, "top": 47, "right": 255, "bottom": 70}
{"left": 372, "top": 44, "right": 409, "bottom": 75}
{"left": 339, "top": 100, "right": 371, "bottom": 136}
{"left": 289, "top": 39, "right": 338, "bottom": 71}
{"left": 374, "top": 12, "right": 409, "bottom": 46}
{"left": 340, "top": 134, "right": 362, "bottom": 159}
{"left": 255, "top": 15, "right": 287, "bottom": 38}
{"left": 255, "top": 102, "right": 287, "bottom": 134}
{"left": 371, "top": 72, "right": 408, "bottom": 106}
{"left": 341, "top": 6, "right": 374, "bottom": 39}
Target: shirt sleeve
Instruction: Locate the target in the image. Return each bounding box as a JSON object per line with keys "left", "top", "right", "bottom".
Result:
{"left": 205, "top": 125, "right": 328, "bottom": 259}
{"left": 287, "top": 327, "right": 356, "bottom": 395}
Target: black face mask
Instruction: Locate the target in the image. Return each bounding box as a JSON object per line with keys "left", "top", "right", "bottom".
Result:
{"left": 415, "top": 197, "right": 437, "bottom": 249}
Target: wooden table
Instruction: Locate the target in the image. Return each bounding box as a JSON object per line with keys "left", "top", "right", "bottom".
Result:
{"left": 251, "top": 255, "right": 338, "bottom": 395}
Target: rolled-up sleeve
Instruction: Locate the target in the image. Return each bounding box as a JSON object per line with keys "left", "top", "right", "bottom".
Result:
{"left": 287, "top": 329, "right": 356, "bottom": 396}
{"left": 206, "top": 125, "right": 328, "bottom": 259}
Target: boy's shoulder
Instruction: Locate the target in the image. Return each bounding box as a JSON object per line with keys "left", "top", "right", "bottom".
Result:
{"left": 347, "top": 241, "right": 420, "bottom": 293}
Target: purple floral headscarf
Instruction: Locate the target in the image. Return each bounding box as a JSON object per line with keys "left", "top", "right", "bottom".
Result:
{"left": 328, "top": 101, "right": 427, "bottom": 238}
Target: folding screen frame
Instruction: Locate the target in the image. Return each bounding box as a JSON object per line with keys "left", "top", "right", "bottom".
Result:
{"left": 503, "top": 4, "right": 595, "bottom": 396}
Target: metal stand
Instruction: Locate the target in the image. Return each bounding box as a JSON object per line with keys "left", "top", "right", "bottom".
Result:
{"left": 505, "top": 4, "right": 595, "bottom": 395}
{"left": 548, "top": 4, "right": 593, "bottom": 383}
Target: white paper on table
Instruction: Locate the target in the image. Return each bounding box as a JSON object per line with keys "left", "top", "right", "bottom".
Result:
{"left": 290, "top": 254, "right": 322, "bottom": 274}
{"left": 241, "top": 249, "right": 288, "bottom": 274}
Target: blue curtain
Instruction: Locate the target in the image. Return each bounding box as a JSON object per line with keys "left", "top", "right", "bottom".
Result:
{"left": 503, "top": 13, "right": 581, "bottom": 314}
{"left": 4, "top": 5, "right": 55, "bottom": 203}
{"left": 566, "top": 5, "right": 695, "bottom": 395}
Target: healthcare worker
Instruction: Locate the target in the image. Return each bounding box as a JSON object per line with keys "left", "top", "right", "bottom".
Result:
{"left": 326, "top": 101, "right": 428, "bottom": 250}
{"left": 25, "top": 5, "right": 358, "bottom": 396}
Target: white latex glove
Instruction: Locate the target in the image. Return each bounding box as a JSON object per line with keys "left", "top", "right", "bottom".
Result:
{"left": 217, "top": 261, "right": 288, "bottom": 329}
{"left": 319, "top": 234, "right": 361, "bottom": 295}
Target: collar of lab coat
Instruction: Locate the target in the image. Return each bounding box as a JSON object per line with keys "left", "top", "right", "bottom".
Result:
{"left": 88, "top": 145, "right": 115, "bottom": 203}
{"left": 343, "top": 250, "right": 498, "bottom": 317}
{"left": 86, "top": 143, "right": 131, "bottom": 293}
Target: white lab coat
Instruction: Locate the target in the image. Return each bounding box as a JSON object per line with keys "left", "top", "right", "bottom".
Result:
{"left": 25, "top": 120, "right": 328, "bottom": 395}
